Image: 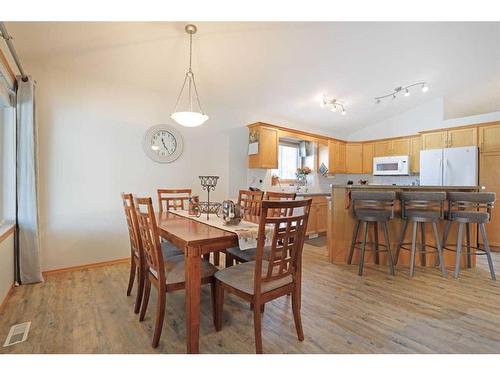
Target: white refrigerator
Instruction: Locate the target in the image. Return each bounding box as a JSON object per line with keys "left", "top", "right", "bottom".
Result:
{"left": 420, "top": 146, "right": 478, "bottom": 186}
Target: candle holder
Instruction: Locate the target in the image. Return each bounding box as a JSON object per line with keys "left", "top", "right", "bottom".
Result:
{"left": 199, "top": 175, "right": 219, "bottom": 220}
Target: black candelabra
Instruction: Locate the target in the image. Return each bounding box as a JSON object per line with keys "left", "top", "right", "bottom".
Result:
{"left": 199, "top": 175, "right": 219, "bottom": 220}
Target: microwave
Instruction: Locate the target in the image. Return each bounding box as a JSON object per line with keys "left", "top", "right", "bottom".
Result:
{"left": 373, "top": 155, "right": 410, "bottom": 175}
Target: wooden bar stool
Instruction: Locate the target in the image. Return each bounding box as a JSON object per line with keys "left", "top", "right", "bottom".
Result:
{"left": 347, "top": 191, "right": 396, "bottom": 276}
{"left": 395, "top": 192, "right": 447, "bottom": 277}
{"left": 442, "top": 192, "right": 496, "bottom": 280}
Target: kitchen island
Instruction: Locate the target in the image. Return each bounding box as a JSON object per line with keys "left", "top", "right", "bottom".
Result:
{"left": 327, "top": 185, "right": 482, "bottom": 269}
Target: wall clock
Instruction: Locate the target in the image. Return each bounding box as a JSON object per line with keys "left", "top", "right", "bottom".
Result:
{"left": 142, "top": 124, "right": 184, "bottom": 163}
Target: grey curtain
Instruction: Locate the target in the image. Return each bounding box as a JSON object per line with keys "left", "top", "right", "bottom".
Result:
{"left": 16, "top": 76, "right": 43, "bottom": 284}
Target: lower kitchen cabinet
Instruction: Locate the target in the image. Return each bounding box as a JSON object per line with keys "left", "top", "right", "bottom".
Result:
{"left": 479, "top": 151, "right": 500, "bottom": 248}
{"left": 306, "top": 195, "right": 328, "bottom": 235}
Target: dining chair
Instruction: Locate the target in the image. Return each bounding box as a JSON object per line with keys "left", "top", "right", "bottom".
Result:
{"left": 225, "top": 191, "right": 297, "bottom": 266}
{"left": 214, "top": 198, "right": 312, "bottom": 354}
{"left": 121, "top": 193, "right": 145, "bottom": 314}
{"left": 157, "top": 188, "right": 192, "bottom": 212}
{"left": 134, "top": 196, "right": 218, "bottom": 348}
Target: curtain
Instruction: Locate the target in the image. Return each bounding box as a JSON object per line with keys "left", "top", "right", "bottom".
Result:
{"left": 16, "top": 76, "right": 43, "bottom": 284}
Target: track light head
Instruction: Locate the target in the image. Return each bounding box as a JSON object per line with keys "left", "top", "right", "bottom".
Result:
{"left": 422, "top": 84, "right": 429, "bottom": 93}
{"left": 404, "top": 89, "right": 410, "bottom": 97}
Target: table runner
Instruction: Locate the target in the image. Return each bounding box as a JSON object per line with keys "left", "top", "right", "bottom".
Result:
{"left": 168, "top": 210, "right": 272, "bottom": 250}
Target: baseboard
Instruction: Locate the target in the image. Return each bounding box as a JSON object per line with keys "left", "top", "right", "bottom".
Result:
{"left": 42, "top": 257, "right": 131, "bottom": 276}
{"left": 0, "top": 283, "right": 15, "bottom": 315}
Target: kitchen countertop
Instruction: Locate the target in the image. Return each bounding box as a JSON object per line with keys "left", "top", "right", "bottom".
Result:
{"left": 295, "top": 192, "right": 331, "bottom": 197}
{"left": 332, "top": 184, "right": 483, "bottom": 190}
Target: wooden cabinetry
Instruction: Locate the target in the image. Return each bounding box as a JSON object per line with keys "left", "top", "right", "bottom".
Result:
{"left": 345, "top": 143, "right": 363, "bottom": 174}
{"left": 362, "top": 143, "right": 374, "bottom": 174}
{"left": 479, "top": 151, "right": 500, "bottom": 247}
{"left": 422, "top": 128, "right": 477, "bottom": 150}
{"left": 374, "top": 138, "right": 410, "bottom": 157}
{"left": 410, "top": 136, "right": 422, "bottom": 174}
{"left": 479, "top": 123, "right": 500, "bottom": 153}
{"left": 374, "top": 140, "right": 391, "bottom": 157}
{"left": 247, "top": 124, "right": 278, "bottom": 169}
{"left": 306, "top": 195, "right": 328, "bottom": 235}
{"left": 328, "top": 140, "right": 346, "bottom": 174}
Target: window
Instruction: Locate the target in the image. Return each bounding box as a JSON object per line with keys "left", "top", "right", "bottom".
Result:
{"left": 274, "top": 142, "right": 300, "bottom": 180}
{"left": 0, "top": 103, "right": 15, "bottom": 225}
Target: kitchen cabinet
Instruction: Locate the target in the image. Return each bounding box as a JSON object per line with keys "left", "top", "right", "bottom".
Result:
{"left": 247, "top": 124, "right": 278, "bottom": 169}
{"left": 422, "top": 128, "right": 477, "bottom": 150}
{"left": 306, "top": 195, "right": 328, "bottom": 235}
{"left": 362, "top": 143, "right": 374, "bottom": 174}
{"left": 410, "top": 136, "right": 422, "bottom": 174}
{"left": 345, "top": 143, "right": 363, "bottom": 174}
{"left": 374, "top": 138, "right": 410, "bottom": 157}
{"left": 479, "top": 151, "right": 500, "bottom": 248}
{"left": 328, "top": 140, "right": 346, "bottom": 174}
{"left": 422, "top": 131, "right": 447, "bottom": 150}
{"left": 479, "top": 123, "right": 500, "bottom": 153}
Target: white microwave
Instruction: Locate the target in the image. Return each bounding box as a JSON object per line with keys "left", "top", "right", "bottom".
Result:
{"left": 373, "top": 155, "right": 410, "bottom": 176}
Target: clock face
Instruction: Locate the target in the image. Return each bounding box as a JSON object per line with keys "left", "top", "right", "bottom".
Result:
{"left": 143, "top": 125, "right": 183, "bottom": 163}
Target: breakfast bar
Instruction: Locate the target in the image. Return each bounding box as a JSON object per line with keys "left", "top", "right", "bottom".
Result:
{"left": 327, "top": 185, "right": 482, "bottom": 269}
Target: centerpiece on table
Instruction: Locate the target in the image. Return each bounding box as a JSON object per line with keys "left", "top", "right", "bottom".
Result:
{"left": 296, "top": 166, "right": 311, "bottom": 188}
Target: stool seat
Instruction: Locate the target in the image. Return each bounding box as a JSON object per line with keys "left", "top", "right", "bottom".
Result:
{"left": 355, "top": 208, "right": 392, "bottom": 221}
{"left": 448, "top": 211, "right": 490, "bottom": 223}
{"left": 405, "top": 209, "right": 441, "bottom": 220}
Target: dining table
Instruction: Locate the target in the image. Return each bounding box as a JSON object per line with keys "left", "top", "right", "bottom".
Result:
{"left": 156, "top": 210, "right": 244, "bottom": 354}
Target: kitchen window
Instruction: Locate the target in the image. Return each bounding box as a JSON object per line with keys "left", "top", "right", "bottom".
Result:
{"left": 274, "top": 142, "right": 301, "bottom": 181}
{"left": 0, "top": 103, "right": 15, "bottom": 225}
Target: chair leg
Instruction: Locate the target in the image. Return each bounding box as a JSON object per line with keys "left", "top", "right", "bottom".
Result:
{"left": 373, "top": 222, "right": 380, "bottom": 265}
{"left": 292, "top": 285, "right": 304, "bottom": 341}
{"left": 214, "top": 252, "right": 220, "bottom": 267}
{"left": 395, "top": 219, "right": 408, "bottom": 265}
{"left": 442, "top": 220, "right": 452, "bottom": 250}
{"left": 139, "top": 279, "right": 151, "bottom": 322}
{"left": 420, "top": 222, "right": 426, "bottom": 267}
{"left": 127, "top": 258, "right": 136, "bottom": 296}
{"left": 210, "top": 280, "right": 217, "bottom": 327}
{"left": 465, "top": 223, "right": 472, "bottom": 268}
{"left": 454, "top": 222, "right": 464, "bottom": 279}
{"left": 152, "top": 289, "right": 166, "bottom": 348}
{"left": 134, "top": 265, "right": 145, "bottom": 314}
{"left": 432, "top": 222, "right": 447, "bottom": 277}
{"left": 479, "top": 223, "right": 497, "bottom": 281}
{"left": 348, "top": 220, "right": 360, "bottom": 265}
{"left": 409, "top": 221, "right": 418, "bottom": 277}
{"left": 253, "top": 301, "right": 263, "bottom": 354}
{"left": 382, "top": 221, "right": 395, "bottom": 276}
{"left": 358, "top": 221, "right": 368, "bottom": 276}
{"left": 215, "top": 279, "right": 224, "bottom": 331}
{"left": 225, "top": 252, "right": 233, "bottom": 268}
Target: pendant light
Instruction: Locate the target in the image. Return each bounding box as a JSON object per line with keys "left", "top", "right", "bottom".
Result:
{"left": 171, "top": 24, "right": 209, "bottom": 127}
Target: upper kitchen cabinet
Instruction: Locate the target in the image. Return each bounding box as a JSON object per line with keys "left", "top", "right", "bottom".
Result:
{"left": 478, "top": 122, "right": 500, "bottom": 153}
{"left": 374, "top": 138, "right": 410, "bottom": 157}
{"left": 345, "top": 143, "right": 363, "bottom": 174}
{"left": 409, "top": 136, "right": 422, "bottom": 174}
{"left": 247, "top": 123, "right": 278, "bottom": 169}
{"left": 362, "top": 143, "right": 374, "bottom": 174}
{"left": 328, "top": 140, "right": 346, "bottom": 174}
{"left": 422, "top": 127, "right": 477, "bottom": 150}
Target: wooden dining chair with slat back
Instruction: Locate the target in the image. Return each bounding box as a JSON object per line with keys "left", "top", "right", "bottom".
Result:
{"left": 157, "top": 188, "right": 192, "bottom": 212}
{"left": 214, "top": 198, "right": 312, "bottom": 353}
{"left": 121, "top": 193, "right": 145, "bottom": 314}
{"left": 134, "top": 197, "right": 218, "bottom": 348}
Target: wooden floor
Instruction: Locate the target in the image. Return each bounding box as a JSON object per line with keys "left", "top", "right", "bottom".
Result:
{"left": 1, "top": 238, "right": 500, "bottom": 354}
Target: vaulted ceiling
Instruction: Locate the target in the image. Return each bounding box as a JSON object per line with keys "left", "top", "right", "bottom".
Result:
{"left": 6, "top": 22, "right": 500, "bottom": 138}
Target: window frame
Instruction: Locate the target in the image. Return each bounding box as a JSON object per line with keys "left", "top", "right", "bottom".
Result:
{"left": 273, "top": 141, "right": 302, "bottom": 183}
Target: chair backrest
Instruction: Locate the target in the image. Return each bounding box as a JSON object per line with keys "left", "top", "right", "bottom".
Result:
{"left": 121, "top": 193, "right": 141, "bottom": 261}
{"left": 264, "top": 191, "right": 297, "bottom": 217}
{"left": 447, "top": 191, "right": 496, "bottom": 217}
{"left": 253, "top": 199, "right": 312, "bottom": 297}
{"left": 134, "top": 197, "right": 165, "bottom": 283}
{"left": 238, "top": 189, "right": 264, "bottom": 216}
{"left": 400, "top": 191, "right": 446, "bottom": 219}
{"left": 351, "top": 190, "right": 396, "bottom": 219}
{"left": 157, "top": 188, "right": 192, "bottom": 212}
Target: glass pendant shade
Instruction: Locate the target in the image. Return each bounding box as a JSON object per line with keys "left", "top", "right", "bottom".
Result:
{"left": 170, "top": 111, "right": 209, "bottom": 127}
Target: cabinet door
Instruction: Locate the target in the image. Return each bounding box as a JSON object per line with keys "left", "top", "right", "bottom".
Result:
{"left": 448, "top": 127, "right": 477, "bottom": 148}
{"left": 479, "top": 123, "right": 500, "bottom": 153}
{"left": 248, "top": 126, "right": 278, "bottom": 169}
{"left": 391, "top": 138, "right": 410, "bottom": 155}
{"left": 345, "top": 143, "right": 363, "bottom": 173}
{"left": 422, "top": 131, "right": 447, "bottom": 150}
{"left": 339, "top": 143, "right": 347, "bottom": 173}
{"left": 328, "top": 141, "right": 339, "bottom": 173}
{"left": 362, "top": 143, "right": 374, "bottom": 174}
{"left": 410, "top": 136, "right": 422, "bottom": 174}
{"left": 479, "top": 152, "right": 500, "bottom": 247}
{"left": 316, "top": 202, "right": 328, "bottom": 233}
{"left": 306, "top": 204, "right": 318, "bottom": 235}
{"left": 374, "top": 141, "right": 391, "bottom": 157}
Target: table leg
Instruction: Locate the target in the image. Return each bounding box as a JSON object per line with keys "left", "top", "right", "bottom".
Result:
{"left": 185, "top": 245, "right": 201, "bottom": 354}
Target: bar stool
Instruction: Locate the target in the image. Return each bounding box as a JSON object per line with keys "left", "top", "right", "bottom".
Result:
{"left": 395, "top": 192, "right": 447, "bottom": 277}
{"left": 442, "top": 192, "right": 496, "bottom": 280}
{"left": 347, "top": 191, "right": 396, "bottom": 276}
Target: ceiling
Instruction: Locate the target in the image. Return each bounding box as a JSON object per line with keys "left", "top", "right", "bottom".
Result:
{"left": 5, "top": 22, "right": 500, "bottom": 138}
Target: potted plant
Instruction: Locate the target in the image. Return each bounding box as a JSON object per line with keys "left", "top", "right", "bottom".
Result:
{"left": 296, "top": 166, "right": 312, "bottom": 187}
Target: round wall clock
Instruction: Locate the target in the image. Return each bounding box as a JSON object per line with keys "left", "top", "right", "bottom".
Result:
{"left": 142, "top": 124, "right": 184, "bottom": 163}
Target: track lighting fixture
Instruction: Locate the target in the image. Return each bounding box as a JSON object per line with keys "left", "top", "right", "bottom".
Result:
{"left": 321, "top": 96, "right": 346, "bottom": 115}
{"left": 375, "top": 82, "right": 428, "bottom": 104}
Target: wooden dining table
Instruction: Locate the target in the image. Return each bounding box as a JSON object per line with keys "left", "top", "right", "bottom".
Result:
{"left": 156, "top": 210, "right": 242, "bottom": 354}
